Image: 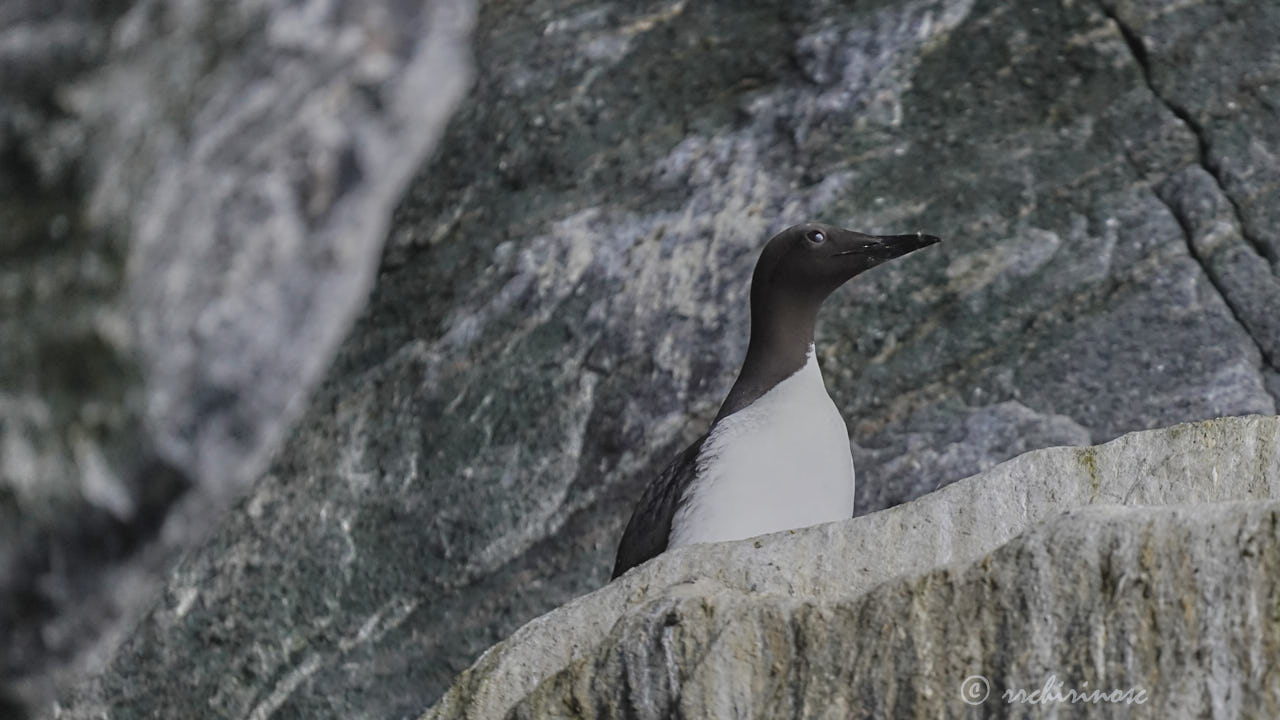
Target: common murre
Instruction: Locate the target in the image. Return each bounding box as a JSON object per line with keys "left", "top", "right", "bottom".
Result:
{"left": 611, "top": 223, "right": 940, "bottom": 579}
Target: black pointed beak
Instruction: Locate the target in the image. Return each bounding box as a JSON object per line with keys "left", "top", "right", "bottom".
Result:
{"left": 833, "top": 232, "right": 942, "bottom": 260}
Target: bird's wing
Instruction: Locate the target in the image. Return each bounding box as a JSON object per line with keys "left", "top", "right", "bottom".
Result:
{"left": 611, "top": 433, "right": 708, "bottom": 579}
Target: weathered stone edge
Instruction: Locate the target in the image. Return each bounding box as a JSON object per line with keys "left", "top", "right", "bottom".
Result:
{"left": 424, "top": 414, "right": 1280, "bottom": 719}
{"left": 512, "top": 499, "right": 1280, "bottom": 718}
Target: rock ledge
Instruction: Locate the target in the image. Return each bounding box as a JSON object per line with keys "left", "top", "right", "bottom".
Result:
{"left": 426, "top": 414, "right": 1280, "bottom": 719}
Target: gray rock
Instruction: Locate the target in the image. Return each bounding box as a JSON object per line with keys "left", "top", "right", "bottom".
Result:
{"left": 509, "top": 500, "right": 1280, "bottom": 718}
{"left": 424, "top": 414, "right": 1280, "bottom": 719}
{"left": 1, "top": 0, "right": 473, "bottom": 714}
{"left": 853, "top": 400, "right": 1092, "bottom": 513}
{"left": 52, "top": 0, "right": 1280, "bottom": 717}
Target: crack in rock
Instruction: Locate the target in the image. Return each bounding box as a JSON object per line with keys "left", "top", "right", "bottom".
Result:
{"left": 1101, "top": 3, "right": 1275, "bottom": 267}
{"left": 1155, "top": 183, "right": 1280, "bottom": 383}
{"left": 1102, "top": 2, "right": 1280, "bottom": 401}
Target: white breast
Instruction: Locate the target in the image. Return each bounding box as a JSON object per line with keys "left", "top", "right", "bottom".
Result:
{"left": 669, "top": 346, "right": 855, "bottom": 548}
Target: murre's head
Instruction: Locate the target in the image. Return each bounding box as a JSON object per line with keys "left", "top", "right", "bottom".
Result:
{"left": 714, "top": 221, "right": 940, "bottom": 423}
{"left": 751, "top": 222, "right": 941, "bottom": 307}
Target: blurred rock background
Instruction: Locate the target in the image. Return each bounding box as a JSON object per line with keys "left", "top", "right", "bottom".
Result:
{"left": 1, "top": 0, "right": 1277, "bottom": 718}
{"left": 0, "top": 0, "right": 473, "bottom": 715}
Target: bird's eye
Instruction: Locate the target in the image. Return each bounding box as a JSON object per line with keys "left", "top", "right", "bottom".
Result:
{"left": 806, "top": 230, "right": 826, "bottom": 245}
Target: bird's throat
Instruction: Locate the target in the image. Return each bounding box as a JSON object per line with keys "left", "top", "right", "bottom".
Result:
{"left": 715, "top": 294, "right": 821, "bottom": 423}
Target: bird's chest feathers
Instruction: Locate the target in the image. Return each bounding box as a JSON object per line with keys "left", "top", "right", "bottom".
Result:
{"left": 670, "top": 353, "right": 855, "bottom": 548}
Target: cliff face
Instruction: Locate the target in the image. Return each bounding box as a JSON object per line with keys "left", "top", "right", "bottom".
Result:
{"left": 25, "top": 0, "right": 1280, "bottom": 717}
{"left": 425, "top": 416, "right": 1280, "bottom": 719}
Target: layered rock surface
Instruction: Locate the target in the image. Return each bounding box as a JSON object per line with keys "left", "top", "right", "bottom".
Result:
{"left": 45, "top": 0, "right": 1280, "bottom": 717}
{"left": 426, "top": 415, "right": 1280, "bottom": 719}
{"left": 1, "top": 0, "right": 472, "bottom": 714}
{"left": 510, "top": 501, "right": 1280, "bottom": 719}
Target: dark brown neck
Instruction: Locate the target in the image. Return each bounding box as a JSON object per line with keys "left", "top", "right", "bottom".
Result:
{"left": 714, "top": 289, "right": 820, "bottom": 423}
